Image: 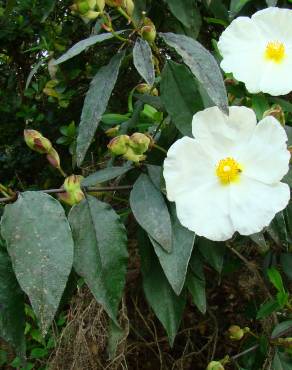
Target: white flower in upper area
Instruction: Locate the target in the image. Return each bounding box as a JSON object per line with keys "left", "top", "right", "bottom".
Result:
{"left": 163, "top": 106, "right": 290, "bottom": 241}
{"left": 218, "top": 7, "right": 292, "bottom": 96}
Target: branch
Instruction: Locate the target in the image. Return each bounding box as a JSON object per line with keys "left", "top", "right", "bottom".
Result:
{"left": 0, "top": 185, "right": 133, "bottom": 204}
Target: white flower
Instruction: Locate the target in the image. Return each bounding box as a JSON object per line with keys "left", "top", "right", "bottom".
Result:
{"left": 163, "top": 106, "right": 290, "bottom": 241}
{"left": 218, "top": 7, "right": 292, "bottom": 96}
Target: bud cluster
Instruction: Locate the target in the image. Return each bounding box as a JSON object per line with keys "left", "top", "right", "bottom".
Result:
{"left": 24, "top": 129, "right": 64, "bottom": 175}
{"left": 228, "top": 325, "right": 250, "bottom": 341}
{"left": 70, "top": 0, "right": 105, "bottom": 21}
{"left": 59, "top": 175, "right": 85, "bottom": 206}
{"left": 108, "top": 132, "right": 151, "bottom": 163}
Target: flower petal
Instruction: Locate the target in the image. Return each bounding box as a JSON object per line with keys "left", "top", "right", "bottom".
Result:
{"left": 192, "top": 106, "right": 257, "bottom": 156}
{"left": 238, "top": 116, "right": 290, "bottom": 184}
{"left": 230, "top": 176, "right": 290, "bottom": 236}
{"left": 164, "top": 136, "right": 216, "bottom": 201}
{"left": 174, "top": 182, "right": 234, "bottom": 241}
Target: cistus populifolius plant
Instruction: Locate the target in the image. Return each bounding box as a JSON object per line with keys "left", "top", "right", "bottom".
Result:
{"left": 0, "top": 1, "right": 292, "bottom": 369}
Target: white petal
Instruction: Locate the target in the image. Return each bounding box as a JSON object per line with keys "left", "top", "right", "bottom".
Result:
{"left": 252, "top": 7, "right": 292, "bottom": 43}
{"left": 192, "top": 106, "right": 256, "bottom": 156}
{"left": 174, "top": 182, "right": 234, "bottom": 242}
{"left": 230, "top": 176, "right": 290, "bottom": 236}
{"left": 238, "top": 116, "right": 290, "bottom": 184}
{"left": 164, "top": 136, "right": 216, "bottom": 201}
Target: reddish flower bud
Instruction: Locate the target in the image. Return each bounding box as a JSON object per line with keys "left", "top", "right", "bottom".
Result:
{"left": 24, "top": 129, "right": 52, "bottom": 154}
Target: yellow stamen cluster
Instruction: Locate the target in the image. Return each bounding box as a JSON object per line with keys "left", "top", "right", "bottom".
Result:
{"left": 216, "top": 157, "right": 241, "bottom": 184}
{"left": 265, "top": 41, "right": 285, "bottom": 63}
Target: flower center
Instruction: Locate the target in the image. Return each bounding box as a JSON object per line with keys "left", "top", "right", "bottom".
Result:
{"left": 265, "top": 41, "right": 285, "bottom": 63}
{"left": 216, "top": 157, "right": 241, "bottom": 184}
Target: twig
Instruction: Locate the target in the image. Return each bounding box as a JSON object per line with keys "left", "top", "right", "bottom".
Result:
{"left": 0, "top": 185, "right": 133, "bottom": 203}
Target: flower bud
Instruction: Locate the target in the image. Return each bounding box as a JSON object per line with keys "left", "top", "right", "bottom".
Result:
{"left": 263, "top": 104, "right": 285, "bottom": 126}
{"left": 105, "top": 125, "right": 120, "bottom": 137}
{"left": 228, "top": 325, "right": 249, "bottom": 341}
{"left": 136, "top": 83, "right": 158, "bottom": 96}
{"left": 108, "top": 135, "right": 130, "bottom": 155}
{"left": 105, "top": 0, "right": 122, "bottom": 7}
{"left": 122, "top": 0, "right": 134, "bottom": 16}
{"left": 84, "top": 10, "right": 100, "bottom": 19}
{"left": 129, "top": 133, "right": 150, "bottom": 154}
{"left": 206, "top": 361, "right": 225, "bottom": 370}
{"left": 46, "top": 147, "right": 61, "bottom": 170}
{"left": 59, "top": 175, "right": 85, "bottom": 206}
{"left": 24, "top": 129, "right": 52, "bottom": 154}
{"left": 96, "top": 0, "right": 105, "bottom": 11}
{"left": 123, "top": 147, "right": 146, "bottom": 163}
{"left": 77, "top": 1, "right": 91, "bottom": 14}
{"left": 141, "top": 18, "right": 156, "bottom": 43}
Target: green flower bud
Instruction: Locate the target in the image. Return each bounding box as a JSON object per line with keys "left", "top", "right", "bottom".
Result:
{"left": 136, "top": 83, "right": 158, "bottom": 96}
{"left": 96, "top": 0, "right": 105, "bottom": 11}
{"left": 228, "top": 325, "right": 248, "bottom": 341}
{"left": 46, "top": 147, "right": 61, "bottom": 170}
{"left": 129, "top": 133, "right": 150, "bottom": 154}
{"left": 206, "top": 361, "right": 225, "bottom": 370}
{"left": 122, "top": 0, "right": 134, "bottom": 15}
{"left": 263, "top": 104, "right": 285, "bottom": 126}
{"left": 77, "top": 1, "right": 91, "bottom": 14}
{"left": 108, "top": 135, "right": 130, "bottom": 155}
{"left": 123, "top": 147, "right": 146, "bottom": 163}
{"left": 84, "top": 10, "right": 100, "bottom": 19}
{"left": 59, "top": 175, "right": 85, "bottom": 206}
{"left": 105, "top": 125, "right": 120, "bottom": 137}
{"left": 24, "top": 129, "right": 52, "bottom": 154}
{"left": 141, "top": 18, "right": 156, "bottom": 43}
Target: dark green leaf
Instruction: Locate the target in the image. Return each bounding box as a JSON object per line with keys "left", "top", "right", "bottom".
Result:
{"left": 133, "top": 93, "right": 163, "bottom": 110}
{"left": 267, "top": 267, "right": 285, "bottom": 293}
{"left": 147, "top": 164, "right": 163, "bottom": 190}
{"left": 187, "top": 271, "right": 206, "bottom": 314}
{"left": 76, "top": 52, "right": 125, "bottom": 166}
{"left": 280, "top": 253, "right": 292, "bottom": 280}
{"left": 160, "top": 60, "right": 203, "bottom": 136}
{"left": 150, "top": 203, "right": 195, "bottom": 295}
{"left": 130, "top": 174, "right": 172, "bottom": 252}
{"left": 53, "top": 32, "right": 121, "bottom": 65}
{"left": 271, "top": 320, "right": 292, "bottom": 338}
{"left": 273, "top": 350, "right": 292, "bottom": 370}
{"left": 139, "top": 231, "right": 186, "bottom": 346}
{"left": 0, "top": 248, "right": 25, "bottom": 356}
{"left": 165, "top": 0, "right": 201, "bottom": 29}
{"left": 229, "top": 0, "right": 252, "bottom": 18}
{"left": 133, "top": 38, "right": 155, "bottom": 86}
{"left": 30, "top": 348, "right": 48, "bottom": 359}
{"left": 197, "top": 238, "right": 225, "bottom": 273}
{"left": 82, "top": 165, "right": 132, "bottom": 186}
{"left": 68, "top": 196, "right": 128, "bottom": 323}
{"left": 256, "top": 299, "right": 281, "bottom": 319}
{"left": 160, "top": 32, "right": 228, "bottom": 114}
{"left": 1, "top": 192, "right": 74, "bottom": 335}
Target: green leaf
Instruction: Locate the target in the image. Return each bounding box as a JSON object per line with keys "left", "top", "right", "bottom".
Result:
{"left": 280, "top": 253, "right": 292, "bottom": 280}
{"left": 267, "top": 267, "right": 285, "bottom": 293}
{"left": 25, "top": 58, "right": 45, "bottom": 89}
{"left": 30, "top": 347, "right": 48, "bottom": 359}
{"left": 53, "top": 32, "right": 121, "bottom": 65}
{"left": 197, "top": 238, "right": 225, "bottom": 273}
{"left": 150, "top": 203, "right": 195, "bottom": 295}
{"left": 256, "top": 298, "right": 281, "bottom": 319}
{"left": 283, "top": 166, "right": 292, "bottom": 187}
{"left": 0, "top": 247, "right": 25, "bottom": 356}
{"left": 130, "top": 174, "right": 172, "bottom": 252}
{"left": 187, "top": 272, "right": 206, "bottom": 314}
{"left": 1, "top": 192, "right": 74, "bottom": 335}
{"left": 229, "top": 0, "right": 252, "bottom": 18}
{"left": 139, "top": 231, "right": 186, "bottom": 346}
{"left": 133, "top": 38, "right": 155, "bottom": 86}
{"left": 82, "top": 165, "right": 132, "bottom": 186}
{"left": 160, "top": 32, "right": 228, "bottom": 114}
{"left": 76, "top": 52, "right": 125, "bottom": 166}
{"left": 165, "top": 0, "right": 200, "bottom": 29}
{"left": 271, "top": 320, "right": 292, "bottom": 338}
{"left": 273, "top": 350, "right": 292, "bottom": 370}
{"left": 160, "top": 60, "right": 203, "bottom": 136}
{"left": 68, "top": 196, "right": 128, "bottom": 323}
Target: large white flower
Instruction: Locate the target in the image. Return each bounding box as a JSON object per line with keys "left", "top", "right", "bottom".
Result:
{"left": 218, "top": 7, "right": 292, "bottom": 96}
{"left": 163, "top": 106, "right": 290, "bottom": 241}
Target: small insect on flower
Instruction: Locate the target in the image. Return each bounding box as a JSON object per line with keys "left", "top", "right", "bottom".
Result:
{"left": 163, "top": 106, "right": 290, "bottom": 241}
{"left": 218, "top": 7, "right": 292, "bottom": 96}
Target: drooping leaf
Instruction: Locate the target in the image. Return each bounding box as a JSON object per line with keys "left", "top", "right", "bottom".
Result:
{"left": 1, "top": 192, "right": 74, "bottom": 335}
{"left": 82, "top": 165, "right": 132, "bottom": 187}
{"left": 53, "top": 32, "right": 121, "bottom": 65}
{"left": 150, "top": 203, "right": 195, "bottom": 295}
{"left": 271, "top": 320, "right": 292, "bottom": 338}
{"left": 133, "top": 38, "right": 155, "bottom": 86}
{"left": 68, "top": 196, "right": 128, "bottom": 323}
{"left": 165, "top": 0, "right": 200, "bottom": 29}
{"left": 197, "top": 237, "right": 225, "bottom": 273}
{"left": 160, "top": 32, "right": 228, "bottom": 114}
{"left": 130, "top": 174, "right": 172, "bottom": 252}
{"left": 138, "top": 231, "right": 186, "bottom": 346}
{"left": 0, "top": 247, "right": 25, "bottom": 356}
{"left": 160, "top": 60, "right": 204, "bottom": 136}
{"left": 76, "top": 51, "right": 125, "bottom": 166}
